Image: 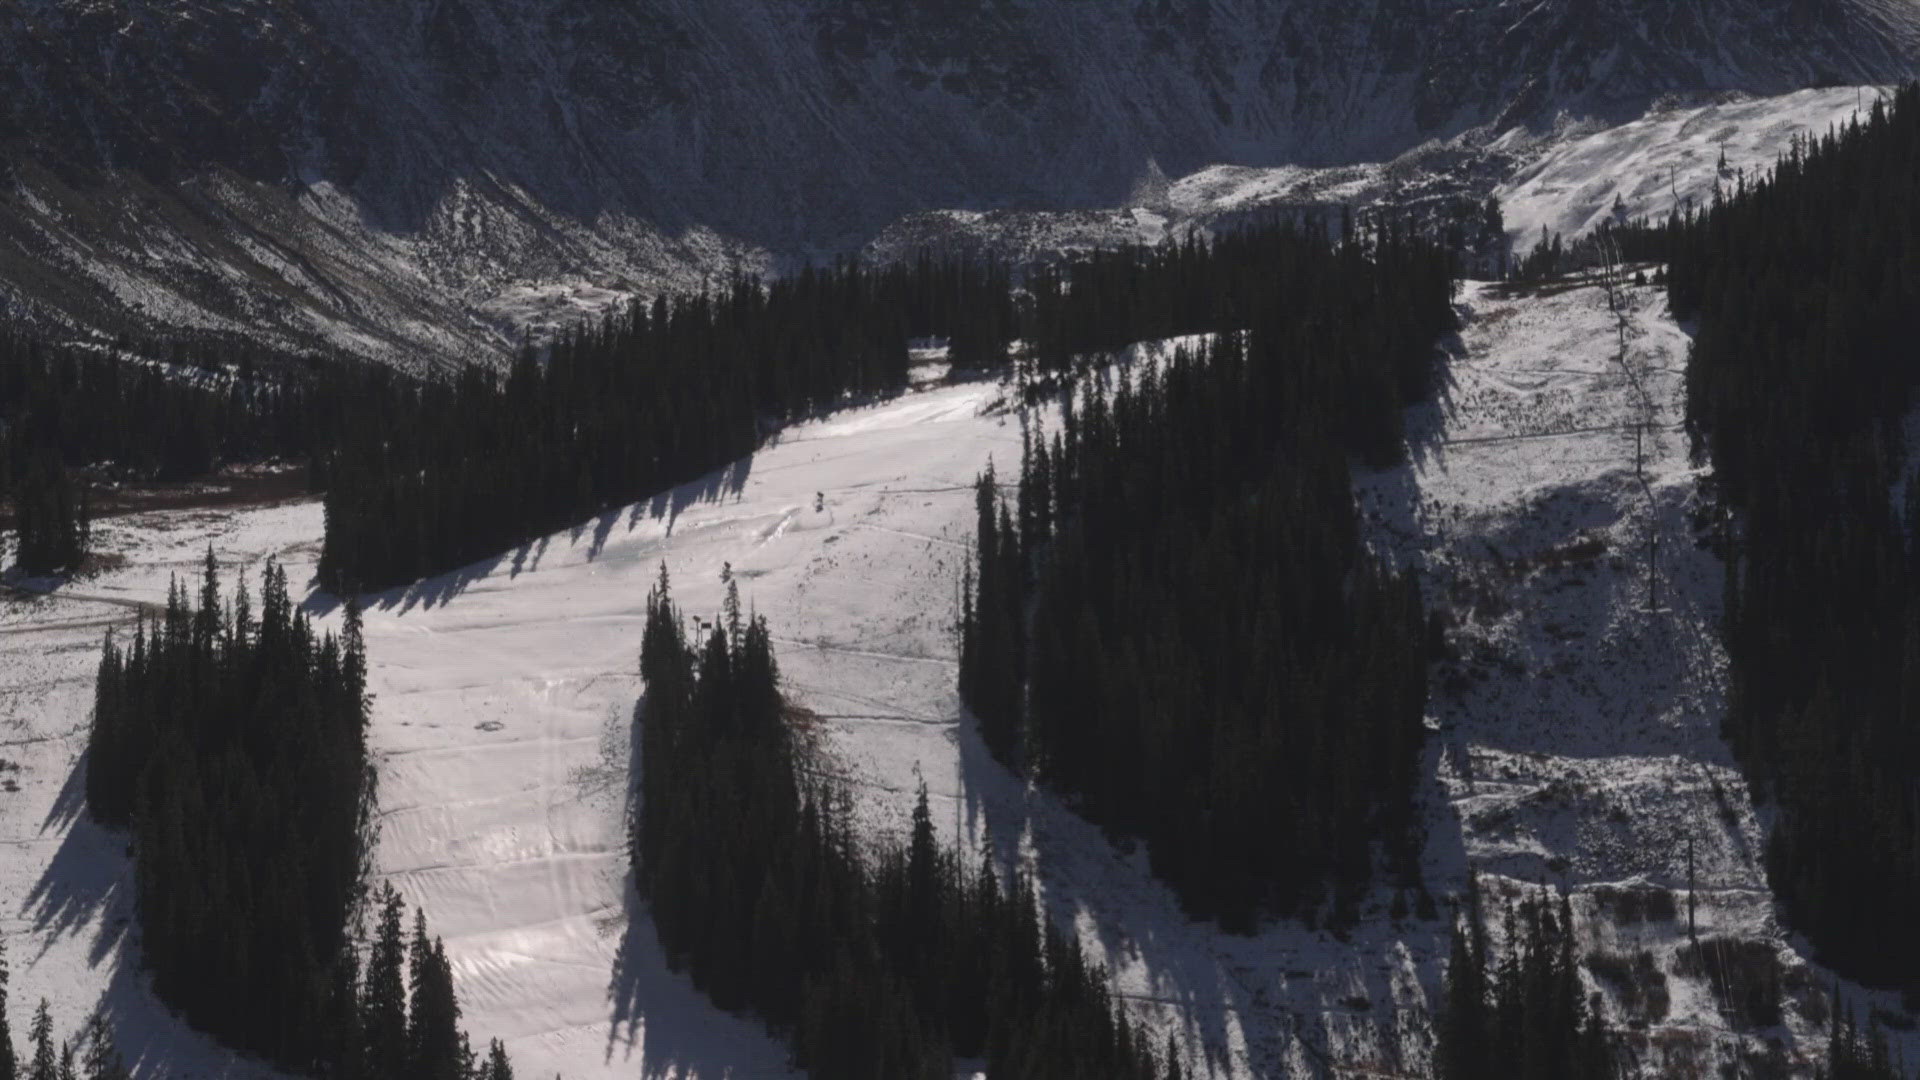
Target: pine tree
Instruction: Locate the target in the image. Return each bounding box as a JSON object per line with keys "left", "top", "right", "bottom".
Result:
{"left": 408, "top": 911, "right": 463, "bottom": 1080}
{"left": 0, "top": 934, "right": 15, "bottom": 1080}
{"left": 479, "top": 1038, "right": 513, "bottom": 1080}
{"left": 26, "top": 1002, "right": 52, "bottom": 1080}
{"left": 361, "top": 885, "right": 409, "bottom": 1079}
{"left": 78, "top": 1017, "right": 126, "bottom": 1080}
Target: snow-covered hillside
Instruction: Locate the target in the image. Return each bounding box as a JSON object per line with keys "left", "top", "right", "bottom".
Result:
{"left": 10, "top": 267, "right": 1920, "bottom": 1077}
{"left": 9, "top": 56, "right": 1920, "bottom": 1079}
{"left": 4, "top": 1, "right": 1919, "bottom": 365}
{"left": 1494, "top": 86, "right": 1890, "bottom": 250}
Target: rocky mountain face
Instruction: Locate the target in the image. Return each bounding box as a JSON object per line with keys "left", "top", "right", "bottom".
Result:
{"left": 2, "top": 0, "right": 1916, "bottom": 367}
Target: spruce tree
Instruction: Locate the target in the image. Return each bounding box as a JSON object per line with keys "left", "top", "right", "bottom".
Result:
{"left": 0, "top": 935, "right": 15, "bottom": 1080}
{"left": 77, "top": 1017, "right": 126, "bottom": 1080}
{"left": 407, "top": 912, "right": 463, "bottom": 1080}
{"left": 26, "top": 1002, "right": 52, "bottom": 1080}
{"left": 480, "top": 1038, "right": 513, "bottom": 1080}
{"left": 361, "top": 885, "right": 409, "bottom": 1080}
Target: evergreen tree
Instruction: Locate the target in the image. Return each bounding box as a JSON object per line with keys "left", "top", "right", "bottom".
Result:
{"left": 1435, "top": 884, "right": 1612, "bottom": 1080}
{"left": 479, "top": 1038, "right": 514, "bottom": 1080}
{"left": 361, "top": 884, "right": 409, "bottom": 1080}
{"left": 0, "top": 935, "right": 15, "bottom": 1080}
{"left": 26, "top": 1002, "right": 52, "bottom": 1080}
{"left": 77, "top": 1016, "right": 127, "bottom": 1080}
{"left": 407, "top": 911, "right": 464, "bottom": 1080}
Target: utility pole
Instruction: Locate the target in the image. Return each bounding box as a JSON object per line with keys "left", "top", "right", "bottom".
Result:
{"left": 1687, "top": 834, "right": 1698, "bottom": 946}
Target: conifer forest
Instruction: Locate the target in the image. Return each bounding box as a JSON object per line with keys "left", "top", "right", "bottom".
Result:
{"left": 1663, "top": 85, "right": 1920, "bottom": 996}
{"left": 961, "top": 223, "right": 1455, "bottom": 930}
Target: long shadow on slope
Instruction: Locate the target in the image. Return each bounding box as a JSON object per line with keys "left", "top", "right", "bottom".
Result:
{"left": 606, "top": 695, "right": 794, "bottom": 1080}
{"left": 1405, "top": 318, "right": 1471, "bottom": 469}
{"left": 613, "top": 454, "right": 757, "bottom": 556}
{"left": 304, "top": 451, "right": 762, "bottom": 623}
{"left": 954, "top": 712, "right": 1453, "bottom": 1078}
{"left": 301, "top": 549, "right": 510, "bottom": 621}
{"left": 19, "top": 753, "right": 251, "bottom": 1078}
{"left": 23, "top": 749, "right": 133, "bottom": 968}
{"left": 950, "top": 722, "right": 1236, "bottom": 1071}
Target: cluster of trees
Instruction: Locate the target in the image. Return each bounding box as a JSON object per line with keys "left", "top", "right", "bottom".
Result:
{"left": 316, "top": 260, "right": 951, "bottom": 592}
{"left": 0, "top": 329, "right": 345, "bottom": 573}
{"left": 0, "top": 332, "right": 323, "bottom": 484}
{"left": 1825, "top": 997, "right": 1905, "bottom": 1079}
{"left": 7, "top": 453, "right": 89, "bottom": 573}
{"left": 1663, "top": 85, "right": 1920, "bottom": 993}
{"left": 1434, "top": 882, "right": 1611, "bottom": 1080}
{"left": 962, "top": 222, "right": 1454, "bottom": 931}
{"left": 1021, "top": 217, "right": 1447, "bottom": 379}
{"left": 345, "top": 884, "right": 517, "bottom": 1080}
{"left": 89, "top": 555, "right": 371, "bottom": 1073}
{"left": 88, "top": 555, "right": 514, "bottom": 1077}
{"left": 634, "top": 567, "right": 1176, "bottom": 1079}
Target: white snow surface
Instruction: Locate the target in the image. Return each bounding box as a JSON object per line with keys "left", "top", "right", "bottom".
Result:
{"left": 1495, "top": 86, "right": 1887, "bottom": 250}
{"left": 872, "top": 86, "right": 1890, "bottom": 276}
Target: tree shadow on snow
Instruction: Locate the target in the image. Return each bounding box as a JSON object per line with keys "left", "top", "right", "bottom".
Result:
{"left": 20, "top": 751, "right": 260, "bottom": 1078}
{"left": 628, "top": 454, "right": 756, "bottom": 548}
{"left": 300, "top": 549, "right": 510, "bottom": 621}
{"left": 952, "top": 714, "right": 1259, "bottom": 1079}
{"left": 23, "top": 748, "right": 133, "bottom": 968}
{"left": 1405, "top": 323, "right": 1469, "bottom": 473}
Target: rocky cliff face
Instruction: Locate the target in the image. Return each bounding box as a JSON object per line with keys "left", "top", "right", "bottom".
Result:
{"left": 2, "top": 0, "right": 1914, "bottom": 367}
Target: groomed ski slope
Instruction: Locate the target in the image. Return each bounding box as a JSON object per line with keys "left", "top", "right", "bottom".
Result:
{"left": 8, "top": 274, "right": 1917, "bottom": 1079}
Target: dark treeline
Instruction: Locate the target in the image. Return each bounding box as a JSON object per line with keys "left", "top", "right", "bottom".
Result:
{"left": 962, "top": 223, "right": 1454, "bottom": 932}
{"left": 316, "top": 257, "right": 1016, "bottom": 592}
{"left": 0, "top": 331, "right": 323, "bottom": 484}
{"left": 635, "top": 567, "right": 1174, "bottom": 1080}
{"left": 0, "top": 330, "right": 337, "bottom": 573}
{"left": 1023, "top": 217, "right": 1447, "bottom": 386}
{"left": 1663, "top": 85, "right": 1920, "bottom": 994}
{"left": 91, "top": 554, "right": 373, "bottom": 1071}
{"left": 7, "top": 453, "right": 89, "bottom": 574}
{"left": 297, "top": 247, "right": 1048, "bottom": 596}
{"left": 1435, "top": 881, "right": 1611, "bottom": 1080}
{"left": 317, "top": 222, "right": 1455, "bottom": 594}
{"left": 88, "top": 557, "right": 516, "bottom": 1079}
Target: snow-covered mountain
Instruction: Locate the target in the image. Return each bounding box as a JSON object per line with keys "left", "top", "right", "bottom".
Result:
{"left": 3, "top": 0, "right": 1918, "bottom": 367}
